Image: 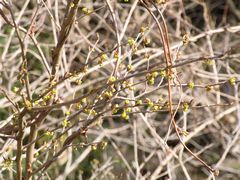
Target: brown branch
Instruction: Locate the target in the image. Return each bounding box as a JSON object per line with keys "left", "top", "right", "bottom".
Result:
{"left": 51, "top": 0, "right": 81, "bottom": 80}
{"left": 141, "top": 1, "right": 218, "bottom": 176}
{"left": 25, "top": 110, "right": 50, "bottom": 180}
{"left": 2, "top": 2, "right": 32, "bottom": 101}
{"left": 15, "top": 109, "right": 27, "bottom": 180}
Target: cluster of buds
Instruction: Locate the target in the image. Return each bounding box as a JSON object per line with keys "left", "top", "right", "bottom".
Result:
{"left": 24, "top": 99, "right": 32, "bottom": 111}
{"left": 182, "top": 102, "right": 189, "bottom": 112}
{"left": 62, "top": 110, "right": 72, "bottom": 128}
{"left": 91, "top": 143, "right": 98, "bottom": 151}
{"left": 44, "top": 131, "right": 54, "bottom": 140}
{"left": 140, "top": 25, "right": 149, "bottom": 34}
{"left": 75, "top": 79, "right": 82, "bottom": 85}
{"left": 76, "top": 102, "right": 82, "bottom": 109}
{"left": 112, "top": 104, "right": 119, "bottom": 114}
{"left": 136, "top": 99, "right": 143, "bottom": 105}
{"left": 145, "top": 98, "right": 154, "bottom": 108}
{"left": 98, "top": 53, "right": 108, "bottom": 66}
{"left": 124, "top": 99, "right": 130, "bottom": 105}
{"left": 99, "top": 141, "right": 108, "bottom": 150}
{"left": 69, "top": 2, "right": 75, "bottom": 8}
{"left": 128, "top": 37, "right": 137, "bottom": 52}
{"left": 81, "top": 97, "right": 87, "bottom": 104}
{"left": 39, "top": 81, "right": 58, "bottom": 104}
{"left": 84, "top": 108, "right": 97, "bottom": 116}
{"left": 75, "top": 97, "right": 88, "bottom": 110}
{"left": 188, "top": 81, "right": 195, "bottom": 89}
{"left": 62, "top": 118, "right": 70, "bottom": 128}
{"left": 182, "top": 34, "right": 190, "bottom": 45}
{"left": 229, "top": 77, "right": 236, "bottom": 86}
{"left": 203, "top": 58, "right": 214, "bottom": 66}
{"left": 121, "top": 99, "right": 133, "bottom": 120}
{"left": 82, "top": 7, "right": 92, "bottom": 15}
{"left": 91, "top": 141, "right": 108, "bottom": 151}
{"left": 13, "top": 86, "right": 20, "bottom": 93}
{"left": 127, "top": 64, "right": 133, "bottom": 71}
{"left": 159, "top": 69, "right": 166, "bottom": 77}
{"left": 146, "top": 71, "right": 158, "bottom": 85}
{"left": 108, "top": 75, "right": 117, "bottom": 83}
{"left": 145, "top": 98, "right": 163, "bottom": 111}
{"left": 114, "top": 50, "right": 119, "bottom": 60}
{"left": 152, "top": 104, "right": 162, "bottom": 112}
{"left": 103, "top": 85, "right": 116, "bottom": 99}
{"left": 104, "top": 90, "right": 113, "bottom": 99}
{"left": 2, "top": 157, "right": 13, "bottom": 171}
{"left": 121, "top": 109, "right": 129, "bottom": 120}
{"left": 122, "top": 81, "right": 134, "bottom": 91}
{"left": 43, "top": 93, "right": 51, "bottom": 102}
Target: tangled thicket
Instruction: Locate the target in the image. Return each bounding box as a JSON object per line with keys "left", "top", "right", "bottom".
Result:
{"left": 0, "top": 0, "right": 240, "bottom": 179}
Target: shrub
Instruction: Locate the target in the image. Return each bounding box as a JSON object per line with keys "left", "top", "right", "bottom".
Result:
{"left": 0, "top": 0, "right": 240, "bottom": 179}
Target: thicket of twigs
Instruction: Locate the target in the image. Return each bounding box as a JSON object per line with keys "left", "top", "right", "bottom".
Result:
{"left": 0, "top": 0, "right": 240, "bottom": 179}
